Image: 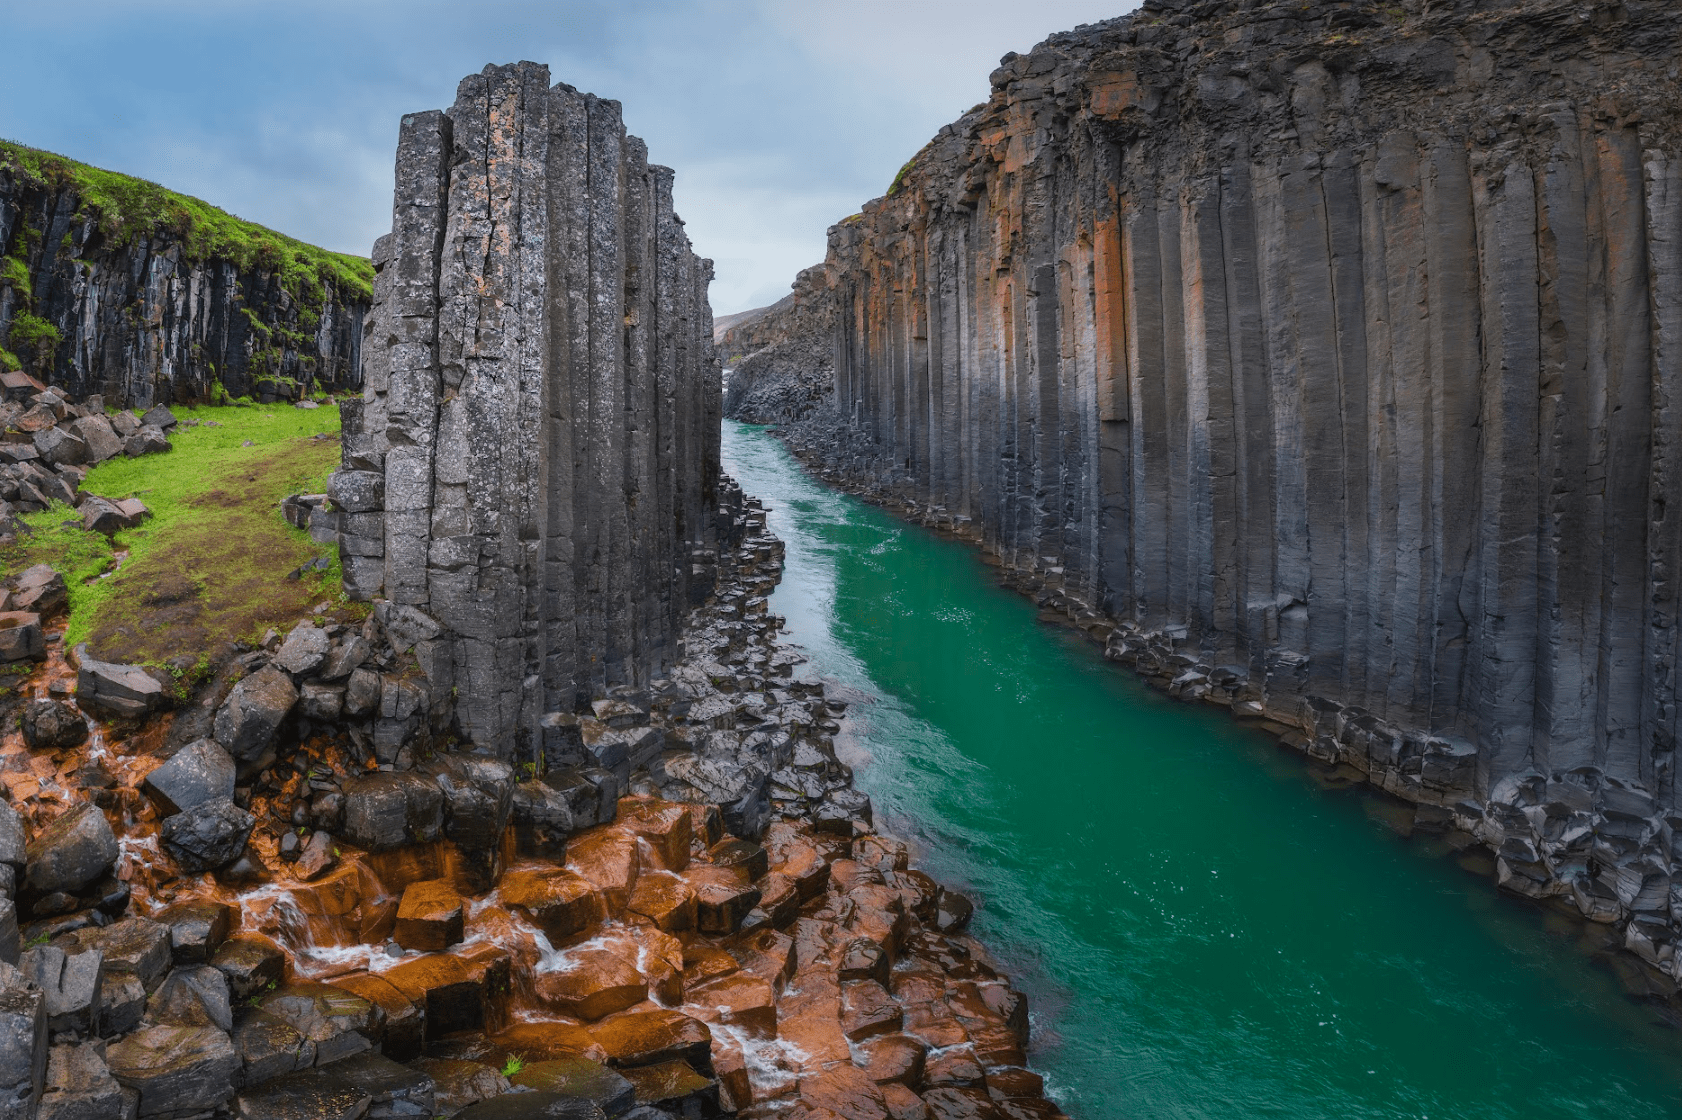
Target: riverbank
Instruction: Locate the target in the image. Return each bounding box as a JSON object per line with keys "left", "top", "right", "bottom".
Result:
{"left": 720, "top": 419, "right": 1682, "bottom": 1118}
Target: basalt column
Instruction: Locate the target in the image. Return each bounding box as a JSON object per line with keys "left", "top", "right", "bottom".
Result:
{"left": 333, "top": 62, "right": 721, "bottom": 760}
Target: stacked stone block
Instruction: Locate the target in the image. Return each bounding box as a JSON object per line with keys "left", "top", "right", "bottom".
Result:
{"left": 334, "top": 62, "right": 721, "bottom": 760}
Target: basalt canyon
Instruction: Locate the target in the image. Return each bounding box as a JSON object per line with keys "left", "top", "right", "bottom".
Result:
{"left": 725, "top": 0, "right": 1682, "bottom": 1014}
{"left": 4, "top": 0, "right": 1682, "bottom": 1117}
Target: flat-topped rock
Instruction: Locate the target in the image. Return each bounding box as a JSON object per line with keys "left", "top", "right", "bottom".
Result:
{"left": 537, "top": 949, "right": 646, "bottom": 1022}
{"left": 565, "top": 829, "right": 640, "bottom": 914}
{"left": 509, "top": 1055, "right": 635, "bottom": 1117}
{"left": 501, "top": 869, "right": 603, "bottom": 943}
{"left": 589, "top": 1009, "right": 711, "bottom": 1073}
{"left": 258, "top": 983, "right": 375, "bottom": 1066}
{"left": 106, "top": 1024, "right": 238, "bottom": 1117}
{"left": 393, "top": 879, "right": 464, "bottom": 951}
{"left": 141, "top": 739, "right": 236, "bottom": 816}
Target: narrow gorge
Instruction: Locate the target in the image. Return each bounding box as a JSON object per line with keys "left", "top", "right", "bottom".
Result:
{"left": 726, "top": 0, "right": 1682, "bottom": 1012}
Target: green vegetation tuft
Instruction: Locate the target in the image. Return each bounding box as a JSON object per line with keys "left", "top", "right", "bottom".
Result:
{"left": 889, "top": 157, "right": 918, "bottom": 196}
{"left": 6, "top": 312, "right": 60, "bottom": 353}
{"left": 0, "top": 403, "right": 352, "bottom": 664}
{"left": 0, "top": 348, "right": 18, "bottom": 373}
{"left": 0, "top": 256, "right": 27, "bottom": 294}
{"left": 501, "top": 1054, "right": 525, "bottom": 1078}
{"left": 0, "top": 139, "right": 373, "bottom": 306}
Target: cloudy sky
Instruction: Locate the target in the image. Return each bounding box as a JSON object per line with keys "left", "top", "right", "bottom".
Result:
{"left": 0, "top": 0, "right": 1135, "bottom": 314}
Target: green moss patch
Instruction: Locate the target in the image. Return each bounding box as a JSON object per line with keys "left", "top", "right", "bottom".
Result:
{"left": 0, "top": 403, "right": 353, "bottom": 665}
{"left": 0, "top": 139, "right": 373, "bottom": 306}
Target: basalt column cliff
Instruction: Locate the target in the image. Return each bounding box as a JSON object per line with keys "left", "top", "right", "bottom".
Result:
{"left": 333, "top": 62, "right": 723, "bottom": 760}
{"left": 745, "top": 0, "right": 1682, "bottom": 959}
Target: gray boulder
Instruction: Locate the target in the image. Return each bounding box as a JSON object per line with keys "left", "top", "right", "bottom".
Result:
{"left": 511, "top": 779, "right": 575, "bottom": 860}
{"left": 0, "top": 614, "right": 44, "bottom": 664}
{"left": 160, "top": 800, "right": 253, "bottom": 873}
{"left": 20, "top": 702, "right": 87, "bottom": 754}
{"left": 212, "top": 667, "right": 297, "bottom": 762}
{"left": 138, "top": 406, "right": 175, "bottom": 431}
{"left": 140, "top": 740, "right": 234, "bottom": 816}
{"left": 106, "top": 1024, "right": 237, "bottom": 1116}
{"left": 121, "top": 428, "right": 170, "bottom": 458}
{"left": 25, "top": 805, "right": 118, "bottom": 895}
{"left": 273, "top": 624, "right": 330, "bottom": 677}
{"left": 258, "top": 984, "right": 374, "bottom": 1066}
{"left": 32, "top": 429, "right": 86, "bottom": 468}
{"left": 95, "top": 974, "right": 143, "bottom": 1038}
{"left": 57, "top": 919, "right": 170, "bottom": 990}
{"left": 343, "top": 669, "right": 380, "bottom": 719}
{"left": 37, "top": 1039, "right": 125, "bottom": 1120}
{"left": 19, "top": 947, "right": 103, "bottom": 1036}
{"left": 298, "top": 683, "right": 344, "bottom": 722}
{"left": 425, "top": 756, "right": 513, "bottom": 852}
{"left": 10, "top": 566, "right": 64, "bottom": 616}
{"left": 232, "top": 1008, "right": 314, "bottom": 1088}
{"left": 74, "top": 652, "right": 163, "bottom": 721}
{"left": 155, "top": 900, "right": 231, "bottom": 966}
{"left": 147, "top": 967, "right": 231, "bottom": 1033}
{"left": 67, "top": 417, "right": 121, "bottom": 465}
{"left": 319, "top": 636, "right": 370, "bottom": 682}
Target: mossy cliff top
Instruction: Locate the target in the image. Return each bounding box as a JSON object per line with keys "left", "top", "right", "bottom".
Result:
{"left": 0, "top": 138, "right": 373, "bottom": 306}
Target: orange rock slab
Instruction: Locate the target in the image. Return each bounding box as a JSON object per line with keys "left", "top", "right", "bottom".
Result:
{"left": 393, "top": 878, "right": 464, "bottom": 951}
{"left": 538, "top": 947, "right": 648, "bottom": 1021}
{"left": 566, "top": 828, "right": 641, "bottom": 913}
{"left": 500, "top": 867, "right": 605, "bottom": 943}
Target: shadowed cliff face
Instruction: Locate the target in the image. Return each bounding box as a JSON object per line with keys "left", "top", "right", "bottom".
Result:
{"left": 719, "top": 265, "right": 834, "bottom": 426}
{"left": 0, "top": 151, "right": 368, "bottom": 409}
{"left": 745, "top": 0, "right": 1682, "bottom": 982}
{"left": 334, "top": 62, "right": 724, "bottom": 759}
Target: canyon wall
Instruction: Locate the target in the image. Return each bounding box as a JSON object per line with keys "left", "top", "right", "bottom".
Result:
{"left": 333, "top": 62, "right": 723, "bottom": 760}
{"left": 753, "top": 0, "right": 1682, "bottom": 973}
{"left": 720, "top": 264, "right": 835, "bottom": 426}
{"left": 0, "top": 144, "right": 368, "bottom": 408}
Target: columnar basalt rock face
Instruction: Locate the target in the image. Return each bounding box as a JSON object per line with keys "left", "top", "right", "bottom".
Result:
{"left": 336, "top": 62, "right": 723, "bottom": 760}
{"left": 755, "top": 0, "right": 1682, "bottom": 977}
{"left": 0, "top": 163, "right": 367, "bottom": 408}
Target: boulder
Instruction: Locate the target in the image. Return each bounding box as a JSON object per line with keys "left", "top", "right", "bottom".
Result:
{"left": 500, "top": 869, "right": 603, "bottom": 942}
{"left": 273, "top": 624, "right": 331, "bottom": 677}
{"left": 211, "top": 937, "right": 285, "bottom": 1000}
{"left": 106, "top": 1024, "right": 238, "bottom": 1116}
{"left": 121, "top": 428, "right": 170, "bottom": 458}
{"left": 257, "top": 984, "right": 376, "bottom": 1067}
{"left": 588, "top": 1010, "right": 712, "bottom": 1073}
{"left": 321, "top": 1051, "right": 435, "bottom": 1118}
{"left": 326, "top": 973, "right": 423, "bottom": 1062}
{"left": 19, "top": 947, "right": 103, "bottom": 1035}
{"left": 232, "top": 1008, "right": 315, "bottom": 1087}
{"left": 20, "top": 701, "right": 87, "bottom": 753}
{"left": 38, "top": 1038, "right": 124, "bottom": 1120}
{"left": 426, "top": 756, "right": 514, "bottom": 852}
{"left": 67, "top": 416, "right": 121, "bottom": 465}
{"left": 393, "top": 880, "right": 463, "bottom": 952}
{"left": 156, "top": 900, "right": 232, "bottom": 965}
{"left": 76, "top": 498, "right": 125, "bottom": 536}
{"left": 298, "top": 683, "right": 344, "bottom": 722}
{"left": 339, "top": 773, "right": 443, "bottom": 852}
{"left": 138, "top": 406, "right": 176, "bottom": 431}
{"left": 0, "top": 614, "right": 44, "bottom": 663}
{"left": 32, "top": 429, "right": 86, "bottom": 468}
{"left": 212, "top": 666, "right": 297, "bottom": 762}
{"left": 537, "top": 950, "right": 646, "bottom": 1022}
{"left": 161, "top": 799, "right": 254, "bottom": 873}
{"left": 0, "top": 962, "right": 46, "bottom": 1118}
{"left": 74, "top": 652, "right": 163, "bottom": 720}
{"left": 148, "top": 966, "right": 232, "bottom": 1033}
{"left": 319, "top": 636, "right": 370, "bottom": 682}
{"left": 56, "top": 918, "right": 171, "bottom": 989}
{"left": 25, "top": 805, "right": 118, "bottom": 895}
{"left": 112, "top": 498, "right": 148, "bottom": 528}
{"left": 140, "top": 739, "right": 235, "bottom": 816}
{"left": 9, "top": 566, "right": 64, "bottom": 616}
{"left": 95, "top": 974, "right": 144, "bottom": 1038}
{"left": 108, "top": 412, "right": 138, "bottom": 438}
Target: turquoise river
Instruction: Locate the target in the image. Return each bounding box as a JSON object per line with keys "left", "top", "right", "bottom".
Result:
{"left": 720, "top": 420, "right": 1682, "bottom": 1119}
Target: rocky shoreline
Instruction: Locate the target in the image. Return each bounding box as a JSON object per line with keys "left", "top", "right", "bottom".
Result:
{"left": 0, "top": 467, "right": 1068, "bottom": 1120}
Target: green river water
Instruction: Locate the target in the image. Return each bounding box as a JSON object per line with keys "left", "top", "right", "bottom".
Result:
{"left": 720, "top": 420, "right": 1682, "bottom": 1119}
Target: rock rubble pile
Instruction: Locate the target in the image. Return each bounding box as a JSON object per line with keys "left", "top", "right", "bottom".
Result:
{"left": 0, "top": 487, "right": 1065, "bottom": 1120}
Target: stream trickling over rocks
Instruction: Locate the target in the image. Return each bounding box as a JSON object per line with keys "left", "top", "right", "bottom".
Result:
{"left": 723, "top": 420, "right": 1682, "bottom": 1120}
